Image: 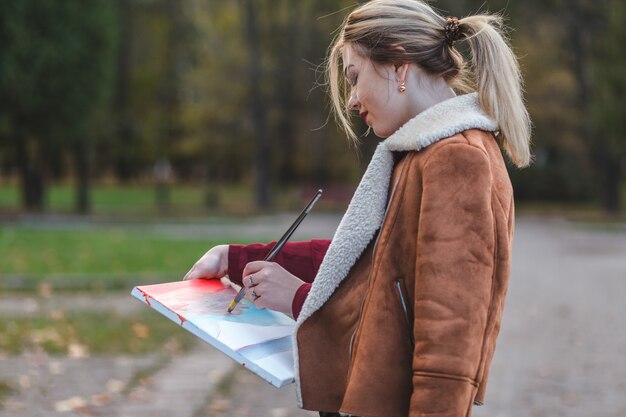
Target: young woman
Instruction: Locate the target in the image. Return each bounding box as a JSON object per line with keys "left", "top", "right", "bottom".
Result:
{"left": 184, "top": 1, "right": 531, "bottom": 416}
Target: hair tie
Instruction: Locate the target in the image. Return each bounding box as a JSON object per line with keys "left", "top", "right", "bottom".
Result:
{"left": 444, "top": 17, "right": 461, "bottom": 46}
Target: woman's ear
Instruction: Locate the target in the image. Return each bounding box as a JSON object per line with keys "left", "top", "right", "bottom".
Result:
{"left": 389, "top": 45, "right": 409, "bottom": 84}
{"left": 394, "top": 61, "right": 410, "bottom": 85}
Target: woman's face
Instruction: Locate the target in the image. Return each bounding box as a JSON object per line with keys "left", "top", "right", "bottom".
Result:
{"left": 343, "top": 44, "right": 412, "bottom": 138}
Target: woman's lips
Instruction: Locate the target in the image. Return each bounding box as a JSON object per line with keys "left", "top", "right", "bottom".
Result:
{"left": 360, "top": 111, "right": 368, "bottom": 125}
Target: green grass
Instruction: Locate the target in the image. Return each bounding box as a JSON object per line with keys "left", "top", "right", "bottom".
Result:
{"left": 0, "top": 226, "right": 263, "bottom": 290}
{"left": 0, "top": 310, "right": 196, "bottom": 355}
{"left": 0, "top": 183, "right": 239, "bottom": 215}
{"left": 0, "top": 183, "right": 309, "bottom": 217}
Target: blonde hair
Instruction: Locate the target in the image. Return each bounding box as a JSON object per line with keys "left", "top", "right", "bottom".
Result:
{"left": 326, "top": 0, "right": 532, "bottom": 168}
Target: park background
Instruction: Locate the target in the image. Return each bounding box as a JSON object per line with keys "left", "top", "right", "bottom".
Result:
{"left": 0, "top": 0, "right": 625, "bottom": 416}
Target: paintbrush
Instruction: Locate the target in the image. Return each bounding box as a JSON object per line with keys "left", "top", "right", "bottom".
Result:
{"left": 227, "top": 189, "right": 323, "bottom": 313}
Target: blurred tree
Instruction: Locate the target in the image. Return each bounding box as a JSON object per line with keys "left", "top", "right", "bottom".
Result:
{"left": 179, "top": 0, "right": 363, "bottom": 210}
{"left": 155, "top": 0, "right": 191, "bottom": 212}
{"left": 0, "top": 0, "right": 117, "bottom": 212}
{"left": 587, "top": 0, "right": 626, "bottom": 214}
{"left": 267, "top": 0, "right": 301, "bottom": 185}
{"left": 113, "top": 0, "right": 136, "bottom": 183}
{"left": 437, "top": 0, "right": 624, "bottom": 209}
{"left": 507, "top": 0, "right": 597, "bottom": 202}
{"left": 242, "top": 0, "right": 271, "bottom": 210}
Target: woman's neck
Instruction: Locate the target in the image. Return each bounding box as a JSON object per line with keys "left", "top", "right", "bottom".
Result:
{"left": 405, "top": 70, "right": 456, "bottom": 118}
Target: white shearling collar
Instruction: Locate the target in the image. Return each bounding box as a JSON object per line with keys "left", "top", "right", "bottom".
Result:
{"left": 384, "top": 92, "right": 498, "bottom": 152}
{"left": 292, "top": 92, "right": 497, "bottom": 406}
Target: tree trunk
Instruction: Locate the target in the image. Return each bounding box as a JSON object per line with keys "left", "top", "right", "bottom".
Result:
{"left": 243, "top": 0, "right": 271, "bottom": 210}
{"left": 114, "top": 0, "right": 134, "bottom": 183}
{"left": 155, "top": 0, "right": 185, "bottom": 213}
{"left": 596, "top": 143, "right": 622, "bottom": 215}
{"left": 275, "top": 3, "right": 301, "bottom": 185}
{"left": 16, "top": 136, "right": 45, "bottom": 211}
{"left": 569, "top": 0, "right": 623, "bottom": 215}
{"left": 568, "top": 0, "right": 610, "bottom": 212}
{"left": 602, "top": 161, "right": 621, "bottom": 215}
{"left": 74, "top": 138, "right": 91, "bottom": 214}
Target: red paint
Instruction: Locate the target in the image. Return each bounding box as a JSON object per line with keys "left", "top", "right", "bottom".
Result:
{"left": 138, "top": 289, "right": 152, "bottom": 307}
{"left": 136, "top": 279, "right": 226, "bottom": 322}
{"left": 136, "top": 279, "right": 224, "bottom": 297}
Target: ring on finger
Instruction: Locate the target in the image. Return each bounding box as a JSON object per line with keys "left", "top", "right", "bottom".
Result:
{"left": 248, "top": 276, "right": 255, "bottom": 286}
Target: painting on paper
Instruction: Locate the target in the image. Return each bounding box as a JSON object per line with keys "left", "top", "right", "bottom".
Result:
{"left": 131, "top": 279, "right": 295, "bottom": 387}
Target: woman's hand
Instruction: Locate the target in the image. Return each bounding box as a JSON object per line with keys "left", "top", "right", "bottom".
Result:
{"left": 242, "top": 261, "right": 305, "bottom": 315}
{"left": 183, "top": 245, "right": 229, "bottom": 281}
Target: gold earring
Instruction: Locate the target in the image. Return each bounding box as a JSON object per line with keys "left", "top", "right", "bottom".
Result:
{"left": 399, "top": 82, "right": 406, "bottom": 93}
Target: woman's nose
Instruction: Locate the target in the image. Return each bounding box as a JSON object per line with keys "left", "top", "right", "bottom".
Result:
{"left": 347, "top": 90, "right": 360, "bottom": 110}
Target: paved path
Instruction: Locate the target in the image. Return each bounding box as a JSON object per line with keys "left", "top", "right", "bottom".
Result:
{"left": 0, "top": 291, "right": 143, "bottom": 317}
{"left": 8, "top": 213, "right": 344, "bottom": 240}
{"left": 200, "top": 366, "right": 317, "bottom": 417}
{"left": 112, "top": 343, "right": 233, "bottom": 417}
{"left": 0, "top": 351, "right": 161, "bottom": 417}
{"left": 0, "top": 343, "right": 234, "bottom": 417}
{"left": 1, "top": 216, "right": 626, "bottom": 416}
{"left": 473, "top": 217, "right": 626, "bottom": 417}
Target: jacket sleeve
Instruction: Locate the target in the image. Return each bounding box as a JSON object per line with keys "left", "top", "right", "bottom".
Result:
{"left": 228, "top": 240, "right": 330, "bottom": 319}
{"left": 410, "top": 143, "right": 495, "bottom": 416}
{"left": 228, "top": 239, "right": 330, "bottom": 284}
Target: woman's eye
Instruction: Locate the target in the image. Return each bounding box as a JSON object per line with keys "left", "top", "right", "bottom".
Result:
{"left": 351, "top": 75, "right": 358, "bottom": 86}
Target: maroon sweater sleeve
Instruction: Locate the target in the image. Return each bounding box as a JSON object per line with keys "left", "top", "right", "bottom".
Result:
{"left": 228, "top": 239, "right": 331, "bottom": 319}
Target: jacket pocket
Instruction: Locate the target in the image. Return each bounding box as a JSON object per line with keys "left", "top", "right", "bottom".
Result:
{"left": 394, "top": 278, "right": 415, "bottom": 348}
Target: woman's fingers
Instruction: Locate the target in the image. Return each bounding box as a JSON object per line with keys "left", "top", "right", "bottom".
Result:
{"left": 242, "top": 261, "right": 284, "bottom": 288}
{"left": 246, "top": 285, "right": 259, "bottom": 300}
{"left": 220, "top": 275, "right": 234, "bottom": 291}
{"left": 240, "top": 261, "right": 304, "bottom": 314}
{"left": 183, "top": 266, "right": 199, "bottom": 280}
{"left": 184, "top": 245, "right": 229, "bottom": 281}
{"left": 184, "top": 263, "right": 213, "bottom": 281}
{"left": 242, "top": 261, "right": 273, "bottom": 280}
{"left": 244, "top": 283, "right": 264, "bottom": 308}
{"left": 243, "top": 272, "right": 264, "bottom": 288}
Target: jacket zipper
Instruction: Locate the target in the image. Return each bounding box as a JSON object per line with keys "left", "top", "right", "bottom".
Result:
{"left": 395, "top": 279, "right": 415, "bottom": 348}
{"left": 348, "top": 155, "right": 408, "bottom": 359}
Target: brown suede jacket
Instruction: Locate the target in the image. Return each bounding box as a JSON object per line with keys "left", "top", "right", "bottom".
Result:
{"left": 293, "top": 94, "right": 514, "bottom": 417}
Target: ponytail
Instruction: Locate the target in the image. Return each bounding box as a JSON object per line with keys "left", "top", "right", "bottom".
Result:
{"left": 460, "top": 14, "right": 532, "bottom": 167}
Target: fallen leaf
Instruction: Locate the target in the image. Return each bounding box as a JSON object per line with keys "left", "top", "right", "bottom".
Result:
{"left": 68, "top": 343, "right": 90, "bottom": 359}
{"left": 209, "top": 398, "right": 231, "bottom": 412}
{"left": 48, "top": 361, "right": 65, "bottom": 375}
{"left": 18, "top": 375, "right": 31, "bottom": 389}
{"left": 38, "top": 282, "right": 53, "bottom": 298}
{"left": 106, "top": 379, "right": 125, "bottom": 393}
{"left": 271, "top": 407, "right": 289, "bottom": 417}
{"left": 30, "top": 328, "right": 63, "bottom": 346}
{"left": 54, "top": 396, "right": 87, "bottom": 412}
{"left": 90, "top": 393, "right": 111, "bottom": 406}
{"left": 128, "top": 386, "right": 152, "bottom": 402}
{"left": 132, "top": 322, "right": 150, "bottom": 339}
{"left": 49, "top": 309, "right": 66, "bottom": 321}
